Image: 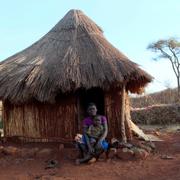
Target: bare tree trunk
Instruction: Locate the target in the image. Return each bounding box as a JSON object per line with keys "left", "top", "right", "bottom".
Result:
{"left": 177, "top": 77, "right": 180, "bottom": 102}
{"left": 120, "top": 85, "right": 127, "bottom": 143}
{"left": 123, "top": 93, "right": 149, "bottom": 141}
{"left": 124, "top": 93, "right": 133, "bottom": 141}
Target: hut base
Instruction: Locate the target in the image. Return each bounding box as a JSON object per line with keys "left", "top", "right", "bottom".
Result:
{"left": 129, "top": 120, "right": 150, "bottom": 141}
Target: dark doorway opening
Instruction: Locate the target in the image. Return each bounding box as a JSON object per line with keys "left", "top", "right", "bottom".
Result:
{"left": 76, "top": 88, "right": 105, "bottom": 130}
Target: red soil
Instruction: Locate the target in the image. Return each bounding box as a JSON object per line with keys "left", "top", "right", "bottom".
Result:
{"left": 0, "top": 132, "right": 179, "bottom": 180}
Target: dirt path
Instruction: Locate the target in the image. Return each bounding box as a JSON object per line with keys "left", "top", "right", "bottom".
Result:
{"left": 0, "top": 131, "right": 179, "bottom": 180}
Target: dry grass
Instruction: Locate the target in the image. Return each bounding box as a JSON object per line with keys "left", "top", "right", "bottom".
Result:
{"left": 0, "top": 9, "right": 152, "bottom": 104}
{"left": 131, "top": 88, "right": 178, "bottom": 108}
{"left": 130, "top": 88, "right": 180, "bottom": 125}
{"left": 131, "top": 103, "right": 180, "bottom": 125}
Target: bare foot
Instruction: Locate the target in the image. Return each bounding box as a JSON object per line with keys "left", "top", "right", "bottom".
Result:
{"left": 88, "top": 157, "right": 96, "bottom": 164}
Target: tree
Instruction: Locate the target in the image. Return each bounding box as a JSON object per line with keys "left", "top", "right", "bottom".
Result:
{"left": 147, "top": 38, "right": 180, "bottom": 101}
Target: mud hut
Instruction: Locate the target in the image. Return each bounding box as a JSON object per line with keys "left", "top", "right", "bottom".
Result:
{"left": 0, "top": 10, "right": 152, "bottom": 142}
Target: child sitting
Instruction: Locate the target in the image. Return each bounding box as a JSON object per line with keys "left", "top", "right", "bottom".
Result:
{"left": 75, "top": 116, "right": 108, "bottom": 164}
{"left": 86, "top": 115, "right": 104, "bottom": 141}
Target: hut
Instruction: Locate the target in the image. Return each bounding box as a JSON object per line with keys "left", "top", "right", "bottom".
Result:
{"left": 0, "top": 10, "right": 152, "bottom": 142}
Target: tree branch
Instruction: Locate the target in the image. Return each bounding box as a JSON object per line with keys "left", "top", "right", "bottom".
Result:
{"left": 148, "top": 38, "right": 180, "bottom": 100}
{"left": 168, "top": 45, "right": 180, "bottom": 67}
{"left": 159, "top": 48, "right": 178, "bottom": 78}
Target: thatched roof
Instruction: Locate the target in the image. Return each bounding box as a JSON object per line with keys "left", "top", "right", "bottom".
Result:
{"left": 0, "top": 9, "right": 152, "bottom": 103}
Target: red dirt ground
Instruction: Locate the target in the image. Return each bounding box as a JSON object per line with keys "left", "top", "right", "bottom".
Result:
{"left": 0, "top": 131, "right": 179, "bottom": 180}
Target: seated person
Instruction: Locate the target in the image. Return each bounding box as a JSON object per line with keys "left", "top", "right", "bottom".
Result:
{"left": 75, "top": 103, "right": 109, "bottom": 164}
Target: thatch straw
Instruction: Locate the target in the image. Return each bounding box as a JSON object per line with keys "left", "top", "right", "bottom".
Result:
{"left": 0, "top": 9, "right": 152, "bottom": 103}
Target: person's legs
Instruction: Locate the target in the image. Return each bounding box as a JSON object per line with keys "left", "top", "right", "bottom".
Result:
{"left": 76, "top": 142, "right": 88, "bottom": 158}
{"left": 94, "top": 140, "right": 109, "bottom": 159}
{"left": 94, "top": 147, "right": 104, "bottom": 159}
{"left": 76, "top": 142, "right": 95, "bottom": 165}
{"left": 76, "top": 153, "right": 93, "bottom": 165}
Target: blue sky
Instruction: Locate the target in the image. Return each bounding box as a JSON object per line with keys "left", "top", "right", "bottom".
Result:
{"left": 0, "top": 0, "right": 180, "bottom": 93}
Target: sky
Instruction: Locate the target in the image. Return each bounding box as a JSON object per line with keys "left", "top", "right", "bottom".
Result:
{"left": 0, "top": 0, "right": 180, "bottom": 94}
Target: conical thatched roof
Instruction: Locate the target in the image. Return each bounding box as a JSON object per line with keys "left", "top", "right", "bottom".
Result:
{"left": 0, "top": 9, "right": 152, "bottom": 103}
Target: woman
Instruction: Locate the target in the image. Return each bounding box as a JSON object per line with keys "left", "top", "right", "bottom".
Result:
{"left": 76, "top": 103, "right": 108, "bottom": 164}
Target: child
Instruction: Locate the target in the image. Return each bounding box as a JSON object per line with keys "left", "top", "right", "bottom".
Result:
{"left": 75, "top": 116, "right": 108, "bottom": 164}
{"left": 86, "top": 115, "right": 104, "bottom": 141}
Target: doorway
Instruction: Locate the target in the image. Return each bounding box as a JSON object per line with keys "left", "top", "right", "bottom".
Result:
{"left": 76, "top": 87, "right": 105, "bottom": 130}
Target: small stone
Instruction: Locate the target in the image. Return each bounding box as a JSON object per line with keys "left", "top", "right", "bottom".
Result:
{"left": 36, "top": 148, "right": 53, "bottom": 158}
{"left": 146, "top": 141, "right": 156, "bottom": 150}
{"left": 133, "top": 147, "right": 149, "bottom": 160}
{"left": 137, "top": 143, "right": 153, "bottom": 153}
{"left": 116, "top": 148, "right": 134, "bottom": 160}
{"left": 119, "top": 142, "right": 133, "bottom": 149}
{"left": 20, "top": 147, "right": 39, "bottom": 158}
{"left": 142, "top": 145, "right": 152, "bottom": 153}
{"left": 2, "top": 146, "right": 19, "bottom": 156}
{"left": 161, "top": 155, "right": 174, "bottom": 160}
{"left": 107, "top": 148, "right": 116, "bottom": 159}
{"left": 154, "top": 131, "right": 160, "bottom": 136}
